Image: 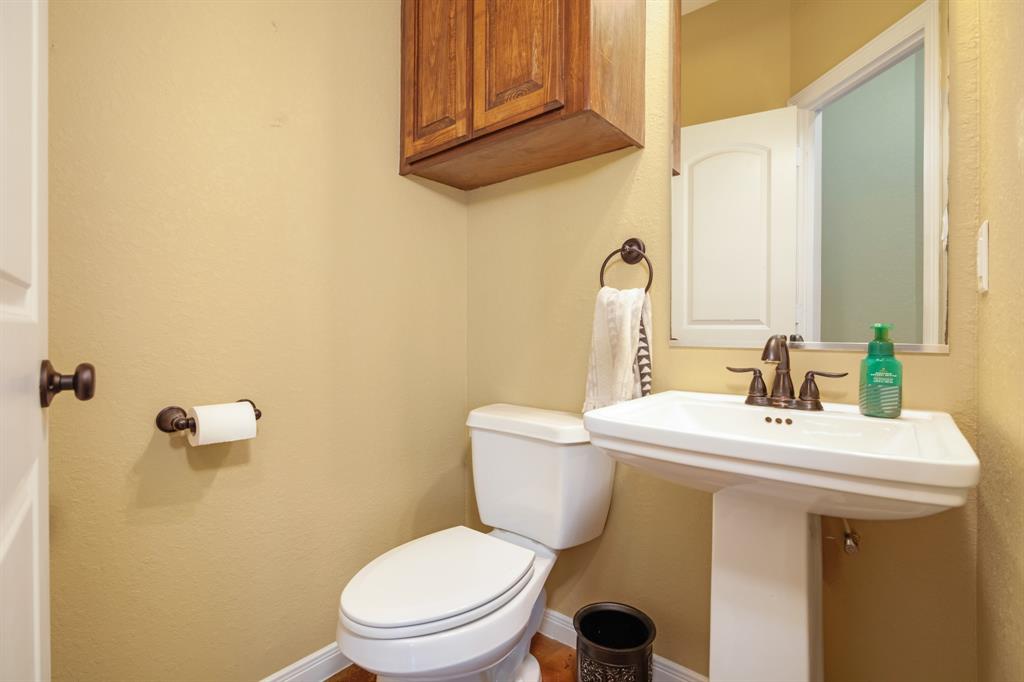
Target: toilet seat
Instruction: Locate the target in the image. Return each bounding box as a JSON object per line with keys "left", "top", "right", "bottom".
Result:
{"left": 341, "top": 526, "right": 536, "bottom": 639}
{"left": 341, "top": 566, "right": 534, "bottom": 639}
{"left": 338, "top": 530, "right": 558, "bottom": 681}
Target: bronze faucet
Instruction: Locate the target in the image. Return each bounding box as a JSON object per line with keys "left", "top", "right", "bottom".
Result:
{"left": 761, "top": 334, "right": 795, "bottom": 408}
{"left": 727, "top": 335, "right": 848, "bottom": 410}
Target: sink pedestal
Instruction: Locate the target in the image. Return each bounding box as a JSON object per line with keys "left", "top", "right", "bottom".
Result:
{"left": 584, "top": 391, "right": 979, "bottom": 682}
{"left": 710, "top": 490, "right": 823, "bottom": 682}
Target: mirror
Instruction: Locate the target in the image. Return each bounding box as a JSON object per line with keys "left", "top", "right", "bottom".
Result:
{"left": 671, "top": 0, "right": 948, "bottom": 352}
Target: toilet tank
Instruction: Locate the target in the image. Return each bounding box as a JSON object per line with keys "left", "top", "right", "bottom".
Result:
{"left": 467, "top": 404, "right": 615, "bottom": 550}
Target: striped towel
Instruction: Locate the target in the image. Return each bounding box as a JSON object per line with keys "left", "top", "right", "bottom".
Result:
{"left": 583, "top": 287, "right": 653, "bottom": 412}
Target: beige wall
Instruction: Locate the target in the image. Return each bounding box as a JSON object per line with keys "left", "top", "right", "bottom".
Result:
{"left": 790, "top": 0, "right": 925, "bottom": 93}
{"left": 48, "top": 1, "right": 468, "bottom": 680}
{"left": 680, "top": 0, "right": 791, "bottom": 126}
{"left": 680, "top": 0, "right": 924, "bottom": 126}
{"left": 468, "top": 1, "right": 979, "bottom": 679}
{"left": 49, "top": 1, "right": 1019, "bottom": 680}
{"left": 975, "top": 0, "right": 1024, "bottom": 678}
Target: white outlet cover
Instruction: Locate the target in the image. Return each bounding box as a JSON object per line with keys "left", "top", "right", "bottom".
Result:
{"left": 977, "top": 220, "right": 989, "bottom": 293}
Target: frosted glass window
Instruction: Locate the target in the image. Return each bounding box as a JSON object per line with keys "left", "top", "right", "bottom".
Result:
{"left": 819, "top": 46, "right": 924, "bottom": 344}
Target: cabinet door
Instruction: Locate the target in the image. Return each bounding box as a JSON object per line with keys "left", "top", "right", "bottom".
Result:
{"left": 472, "top": 0, "right": 564, "bottom": 136}
{"left": 402, "top": 0, "right": 471, "bottom": 164}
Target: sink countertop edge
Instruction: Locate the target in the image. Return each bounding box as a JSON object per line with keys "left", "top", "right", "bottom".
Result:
{"left": 583, "top": 391, "right": 980, "bottom": 489}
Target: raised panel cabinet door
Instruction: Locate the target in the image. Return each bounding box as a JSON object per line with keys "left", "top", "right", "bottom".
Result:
{"left": 402, "top": 0, "right": 471, "bottom": 164}
{"left": 472, "top": 0, "right": 564, "bottom": 135}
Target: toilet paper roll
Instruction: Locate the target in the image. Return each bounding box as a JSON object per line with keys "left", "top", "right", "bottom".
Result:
{"left": 186, "top": 402, "right": 258, "bottom": 446}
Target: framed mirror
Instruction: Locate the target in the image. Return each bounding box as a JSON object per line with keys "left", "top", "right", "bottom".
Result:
{"left": 670, "top": 0, "right": 948, "bottom": 352}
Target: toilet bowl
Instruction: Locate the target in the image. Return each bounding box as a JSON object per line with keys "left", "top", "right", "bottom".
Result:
{"left": 336, "top": 405, "right": 616, "bottom": 681}
{"left": 338, "top": 528, "right": 555, "bottom": 681}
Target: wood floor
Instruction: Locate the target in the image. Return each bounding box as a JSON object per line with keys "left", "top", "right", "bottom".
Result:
{"left": 327, "top": 634, "right": 575, "bottom": 682}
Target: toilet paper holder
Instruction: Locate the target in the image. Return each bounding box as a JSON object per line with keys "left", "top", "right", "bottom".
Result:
{"left": 156, "top": 399, "right": 262, "bottom": 434}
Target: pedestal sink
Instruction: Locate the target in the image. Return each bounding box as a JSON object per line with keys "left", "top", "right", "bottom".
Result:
{"left": 583, "top": 391, "right": 979, "bottom": 682}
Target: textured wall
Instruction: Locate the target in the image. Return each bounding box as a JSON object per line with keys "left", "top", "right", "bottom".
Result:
{"left": 467, "top": 1, "right": 978, "bottom": 678}
{"left": 680, "top": 0, "right": 925, "bottom": 127}
{"left": 48, "top": 2, "right": 468, "bottom": 679}
{"left": 679, "top": 0, "right": 791, "bottom": 126}
{"left": 975, "top": 0, "right": 1024, "bottom": 678}
{"left": 48, "top": 1, "right": 1009, "bottom": 681}
{"left": 789, "top": 0, "right": 925, "bottom": 93}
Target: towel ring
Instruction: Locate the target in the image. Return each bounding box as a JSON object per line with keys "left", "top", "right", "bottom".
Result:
{"left": 599, "top": 238, "right": 653, "bottom": 293}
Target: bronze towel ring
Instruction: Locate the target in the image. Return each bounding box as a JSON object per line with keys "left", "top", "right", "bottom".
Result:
{"left": 599, "top": 238, "right": 653, "bottom": 292}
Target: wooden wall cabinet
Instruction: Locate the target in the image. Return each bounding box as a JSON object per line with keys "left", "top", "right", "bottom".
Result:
{"left": 400, "top": 0, "right": 645, "bottom": 190}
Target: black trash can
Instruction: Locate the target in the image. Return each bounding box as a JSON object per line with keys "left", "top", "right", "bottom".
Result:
{"left": 574, "top": 602, "right": 656, "bottom": 682}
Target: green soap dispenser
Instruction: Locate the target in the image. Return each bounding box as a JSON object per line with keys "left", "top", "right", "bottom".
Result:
{"left": 859, "top": 323, "right": 902, "bottom": 418}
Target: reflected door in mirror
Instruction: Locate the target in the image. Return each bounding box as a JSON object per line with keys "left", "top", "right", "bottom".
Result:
{"left": 671, "top": 107, "right": 799, "bottom": 347}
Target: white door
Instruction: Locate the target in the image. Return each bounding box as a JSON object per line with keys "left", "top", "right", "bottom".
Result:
{"left": 671, "top": 106, "right": 799, "bottom": 347}
{"left": 1, "top": 1, "right": 50, "bottom": 680}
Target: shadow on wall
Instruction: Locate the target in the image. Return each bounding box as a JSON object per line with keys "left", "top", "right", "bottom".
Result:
{"left": 467, "top": 146, "right": 640, "bottom": 204}
{"left": 129, "top": 434, "right": 252, "bottom": 518}
{"left": 405, "top": 459, "right": 469, "bottom": 541}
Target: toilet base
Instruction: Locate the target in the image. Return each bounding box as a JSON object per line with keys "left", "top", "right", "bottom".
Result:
{"left": 514, "top": 654, "right": 541, "bottom": 682}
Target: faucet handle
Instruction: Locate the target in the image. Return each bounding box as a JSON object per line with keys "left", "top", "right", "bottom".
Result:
{"left": 727, "top": 367, "right": 770, "bottom": 406}
{"left": 796, "top": 370, "right": 849, "bottom": 411}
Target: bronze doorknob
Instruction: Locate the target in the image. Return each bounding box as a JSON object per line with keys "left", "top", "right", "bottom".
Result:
{"left": 39, "top": 360, "right": 96, "bottom": 407}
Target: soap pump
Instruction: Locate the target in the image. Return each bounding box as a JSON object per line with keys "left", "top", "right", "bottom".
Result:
{"left": 859, "top": 323, "right": 903, "bottom": 418}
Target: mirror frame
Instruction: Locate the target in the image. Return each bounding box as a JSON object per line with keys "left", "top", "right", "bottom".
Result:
{"left": 667, "top": 338, "right": 950, "bottom": 354}
{"left": 789, "top": 341, "right": 949, "bottom": 354}
{"left": 669, "top": 0, "right": 949, "bottom": 354}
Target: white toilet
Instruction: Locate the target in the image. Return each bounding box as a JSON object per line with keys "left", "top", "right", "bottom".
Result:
{"left": 336, "top": 404, "right": 616, "bottom": 682}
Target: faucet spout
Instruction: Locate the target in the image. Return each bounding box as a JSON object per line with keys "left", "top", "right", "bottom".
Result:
{"left": 761, "top": 335, "right": 795, "bottom": 406}
{"left": 761, "top": 334, "right": 790, "bottom": 371}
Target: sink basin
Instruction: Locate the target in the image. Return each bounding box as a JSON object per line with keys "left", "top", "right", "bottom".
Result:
{"left": 583, "top": 391, "right": 980, "bottom": 682}
{"left": 583, "top": 390, "right": 979, "bottom": 520}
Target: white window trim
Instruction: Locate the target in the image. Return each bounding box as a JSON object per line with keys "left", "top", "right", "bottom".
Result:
{"left": 789, "top": 0, "right": 943, "bottom": 345}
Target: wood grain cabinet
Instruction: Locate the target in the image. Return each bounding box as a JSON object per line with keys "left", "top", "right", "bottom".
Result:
{"left": 400, "top": 0, "right": 645, "bottom": 190}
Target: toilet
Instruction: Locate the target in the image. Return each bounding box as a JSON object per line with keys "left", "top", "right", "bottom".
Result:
{"left": 336, "top": 404, "right": 616, "bottom": 682}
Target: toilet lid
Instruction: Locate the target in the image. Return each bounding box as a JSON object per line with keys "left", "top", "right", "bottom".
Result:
{"left": 341, "top": 526, "right": 536, "bottom": 629}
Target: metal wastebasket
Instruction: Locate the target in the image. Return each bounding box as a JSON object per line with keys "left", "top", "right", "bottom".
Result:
{"left": 574, "top": 602, "right": 656, "bottom": 682}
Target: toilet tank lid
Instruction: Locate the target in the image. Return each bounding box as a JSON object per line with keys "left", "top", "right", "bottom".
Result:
{"left": 467, "top": 404, "right": 590, "bottom": 444}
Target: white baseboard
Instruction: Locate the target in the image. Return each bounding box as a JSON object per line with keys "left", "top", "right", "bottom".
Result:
{"left": 263, "top": 609, "right": 708, "bottom": 682}
{"left": 260, "top": 642, "right": 350, "bottom": 682}
{"left": 540, "top": 609, "right": 709, "bottom": 682}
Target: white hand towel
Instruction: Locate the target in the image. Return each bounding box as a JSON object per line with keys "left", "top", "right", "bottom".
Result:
{"left": 583, "top": 286, "right": 653, "bottom": 412}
